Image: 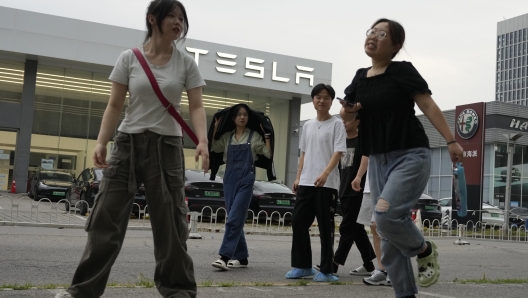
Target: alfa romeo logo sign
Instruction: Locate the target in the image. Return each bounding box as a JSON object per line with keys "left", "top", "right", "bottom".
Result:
{"left": 457, "top": 109, "right": 479, "bottom": 139}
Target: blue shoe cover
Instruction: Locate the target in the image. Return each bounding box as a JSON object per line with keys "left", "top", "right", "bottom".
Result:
{"left": 285, "top": 268, "right": 316, "bottom": 279}
{"left": 313, "top": 272, "right": 339, "bottom": 282}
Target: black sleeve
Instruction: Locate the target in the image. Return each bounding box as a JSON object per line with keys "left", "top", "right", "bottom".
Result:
{"left": 394, "top": 61, "right": 432, "bottom": 97}
{"left": 343, "top": 68, "right": 367, "bottom": 104}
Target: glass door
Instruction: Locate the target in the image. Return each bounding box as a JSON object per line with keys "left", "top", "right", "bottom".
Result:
{"left": 0, "top": 129, "right": 17, "bottom": 191}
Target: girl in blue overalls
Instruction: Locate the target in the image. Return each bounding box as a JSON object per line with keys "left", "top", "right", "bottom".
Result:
{"left": 210, "top": 105, "right": 271, "bottom": 270}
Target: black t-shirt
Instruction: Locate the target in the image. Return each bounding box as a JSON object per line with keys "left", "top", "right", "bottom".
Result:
{"left": 343, "top": 61, "right": 430, "bottom": 155}
{"left": 339, "top": 136, "right": 366, "bottom": 198}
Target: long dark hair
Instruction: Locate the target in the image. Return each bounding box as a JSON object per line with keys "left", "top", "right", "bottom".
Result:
{"left": 144, "top": 0, "right": 189, "bottom": 44}
{"left": 371, "top": 18, "right": 405, "bottom": 58}
{"left": 231, "top": 104, "right": 250, "bottom": 121}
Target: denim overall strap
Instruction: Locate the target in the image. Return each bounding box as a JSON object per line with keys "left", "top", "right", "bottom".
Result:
{"left": 226, "top": 130, "right": 254, "bottom": 168}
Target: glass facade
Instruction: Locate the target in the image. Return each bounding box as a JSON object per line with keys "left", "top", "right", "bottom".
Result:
{"left": 0, "top": 59, "right": 292, "bottom": 187}
{"left": 425, "top": 143, "right": 528, "bottom": 208}
{"left": 496, "top": 27, "right": 528, "bottom": 105}
{"left": 424, "top": 147, "right": 453, "bottom": 199}
{"left": 0, "top": 59, "right": 24, "bottom": 190}
{"left": 490, "top": 142, "right": 528, "bottom": 208}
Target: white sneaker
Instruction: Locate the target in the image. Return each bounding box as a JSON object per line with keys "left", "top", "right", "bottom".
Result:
{"left": 55, "top": 290, "right": 72, "bottom": 298}
{"left": 363, "top": 269, "right": 391, "bottom": 286}
{"left": 350, "top": 265, "right": 373, "bottom": 276}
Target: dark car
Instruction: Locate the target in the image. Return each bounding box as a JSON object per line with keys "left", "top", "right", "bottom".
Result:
{"left": 412, "top": 193, "right": 442, "bottom": 227}
{"left": 250, "top": 181, "right": 296, "bottom": 220}
{"left": 185, "top": 170, "right": 225, "bottom": 216}
{"left": 65, "top": 168, "right": 146, "bottom": 216}
{"left": 510, "top": 207, "right": 528, "bottom": 227}
{"left": 29, "top": 170, "right": 74, "bottom": 201}
{"left": 501, "top": 167, "right": 521, "bottom": 182}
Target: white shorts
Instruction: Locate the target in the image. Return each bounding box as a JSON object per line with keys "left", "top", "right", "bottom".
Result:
{"left": 356, "top": 193, "right": 375, "bottom": 226}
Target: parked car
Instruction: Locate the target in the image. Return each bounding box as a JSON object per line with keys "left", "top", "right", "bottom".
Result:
{"left": 501, "top": 167, "right": 521, "bottom": 182}
{"left": 185, "top": 171, "right": 296, "bottom": 222}
{"left": 65, "top": 168, "right": 146, "bottom": 216}
{"left": 185, "top": 170, "right": 225, "bottom": 216}
{"left": 412, "top": 194, "right": 442, "bottom": 226}
{"left": 509, "top": 207, "right": 528, "bottom": 227}
{"left": 250, "top": 181, "right": 296, "bottom": 220}
{"left": 28, "top": 170, "right": 74, "bottom": 201}
{"left": 439, "top": 198, "right": 522, "bottom": 227}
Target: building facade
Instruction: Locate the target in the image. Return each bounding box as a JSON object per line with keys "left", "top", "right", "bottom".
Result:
{"left": 419, "top": 101, "right": 528, "bottom": 211}
{"left": 496, "top": 13, "right": 528, "bottom": 105}
{"left": 0, "top": 7, "right": 332, "bottom": 192}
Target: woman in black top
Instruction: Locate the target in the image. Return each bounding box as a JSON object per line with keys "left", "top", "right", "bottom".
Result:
{"left": 342, "top": 19, "right": 464, "bottom": 298}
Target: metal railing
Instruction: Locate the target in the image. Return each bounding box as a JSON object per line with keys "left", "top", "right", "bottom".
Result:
{"left": 1, "top": 195, "right": 526, "bottom": 242}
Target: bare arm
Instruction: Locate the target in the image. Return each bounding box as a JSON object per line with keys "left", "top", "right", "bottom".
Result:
{"left": 93, "top": 81, "right": 128, "bottom": 168}
{"left": 351, "top": 156, "right": 368, "bottom": 192}
{"left": 187, "top": 87, "right": 210, "bottom": 172}
{"left": 415, "top": 93, "right": 463, "bottom": 163}
{"left": 314, "top": 152, "right": 343, "bottom": 187}
{"left": 292, "top": 152, "right": 305, "bottom": 193}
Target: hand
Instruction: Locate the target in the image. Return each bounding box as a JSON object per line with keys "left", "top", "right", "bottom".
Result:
{"left": 448, "top": 142, "right": 464, "bottom": 163}
{"left": 351, "top": 177, "right": 362, "bottom": 192}
{"left": 93, "top": 144, "right": 108, "bottom": 168}
{"left": 214, "top": 117, "right": 222, "bottom": 129}
{"left": 292, "top": 179, "right": 300, "bottom": 193}
{"left": 341, "top": 101, "right": 362, "bottom": 113}
{"left": 195, "top": 142, "right": 210, "bottom": 173}
{"left": 314, "top": 173, "right": 328, "bottom": 188}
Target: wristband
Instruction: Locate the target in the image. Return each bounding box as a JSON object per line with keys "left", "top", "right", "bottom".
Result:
{"left": 447, "top": 140, "right": 457, "bottom": 145}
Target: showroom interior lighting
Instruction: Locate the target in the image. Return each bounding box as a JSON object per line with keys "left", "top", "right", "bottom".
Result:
{"left": 0, "top": 66, "right": 270, "bottom": 113}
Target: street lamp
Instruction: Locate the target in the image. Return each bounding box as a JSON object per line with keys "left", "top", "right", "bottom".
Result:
{"left": 502, "top": 133, "right": 522, "bottom": 236}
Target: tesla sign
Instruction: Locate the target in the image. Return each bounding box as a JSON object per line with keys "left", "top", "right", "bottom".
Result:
{"left": 186, "top": 47, "right": 315, "bottom": 86}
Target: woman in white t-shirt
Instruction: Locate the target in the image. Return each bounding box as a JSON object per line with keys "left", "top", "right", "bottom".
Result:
{"left": 56, "top": 1, "right": 208, "bottom": 298}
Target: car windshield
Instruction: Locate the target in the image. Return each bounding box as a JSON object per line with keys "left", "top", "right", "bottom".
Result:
{"left": 40, "top": 172, "right": 73, "bottom": 182}
{"left": 439, "top": 199, "right": 451, "bottom": 207}
{"left": 94, "top": 169, "right": 104, "bottom": 181}
{"left": 254, "top": 182, "right": 293, "bottom": 193}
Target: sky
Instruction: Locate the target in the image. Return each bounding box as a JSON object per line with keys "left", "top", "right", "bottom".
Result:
{"left": 1, "top": 0, "right": 527, "bottom": 120}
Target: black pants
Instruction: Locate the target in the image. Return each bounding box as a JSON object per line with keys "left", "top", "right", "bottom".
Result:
{"left": 334, "top": 195, "right": 376, "bottom": 267}
{"left": 291, "top": 186, "right": 337, "bottom": 274}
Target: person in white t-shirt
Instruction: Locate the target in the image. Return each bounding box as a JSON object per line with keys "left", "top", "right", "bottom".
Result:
{"left": 55, "top": 1, "right": 208, "bottom": 298}
{"left": 285, "top": 84, "right": 347, "bottom": 283}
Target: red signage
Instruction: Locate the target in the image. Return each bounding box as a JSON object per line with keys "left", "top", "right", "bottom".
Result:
{"left": 455, "top": 103, "right": 485, "bottom": 185}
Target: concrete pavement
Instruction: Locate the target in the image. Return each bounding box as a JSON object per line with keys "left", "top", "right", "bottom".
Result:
{"left": 1, "top": 226, "right": 528, "bottom": 297}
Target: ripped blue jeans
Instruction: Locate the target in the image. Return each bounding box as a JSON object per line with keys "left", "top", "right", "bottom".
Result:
{"left": 369, "top": 147, "right": 431, "bottom": 298}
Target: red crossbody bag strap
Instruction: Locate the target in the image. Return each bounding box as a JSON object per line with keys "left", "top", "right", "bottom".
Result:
{"left": 131, "top": 48, "right": 199, "bottom": 145}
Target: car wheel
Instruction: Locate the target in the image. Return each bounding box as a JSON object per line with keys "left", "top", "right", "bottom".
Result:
{"left": 28, "top": 190, "right": 34, "bottom": 199}
{"left": 64, "top": 191, "right": 70, "bottom": 211}
{"left": 79, "top": 193, "right": 88, "bottom": 216}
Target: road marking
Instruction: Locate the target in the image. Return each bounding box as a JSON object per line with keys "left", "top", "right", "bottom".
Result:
{"left": 421, "top": 291, "right": 458, "bottom": 298}
{"left": 278, "top": 286, "right": 304, "bottom": 291}
{"left": 246, "top": 287, "right": 271, "bottom": 292}
{"left": 75, "top": 215, "right": 87, "bottom": 221}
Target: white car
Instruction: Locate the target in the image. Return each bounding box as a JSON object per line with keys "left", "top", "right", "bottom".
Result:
{"left": 439, "top": 198, "right": 504, "bottom": 226}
